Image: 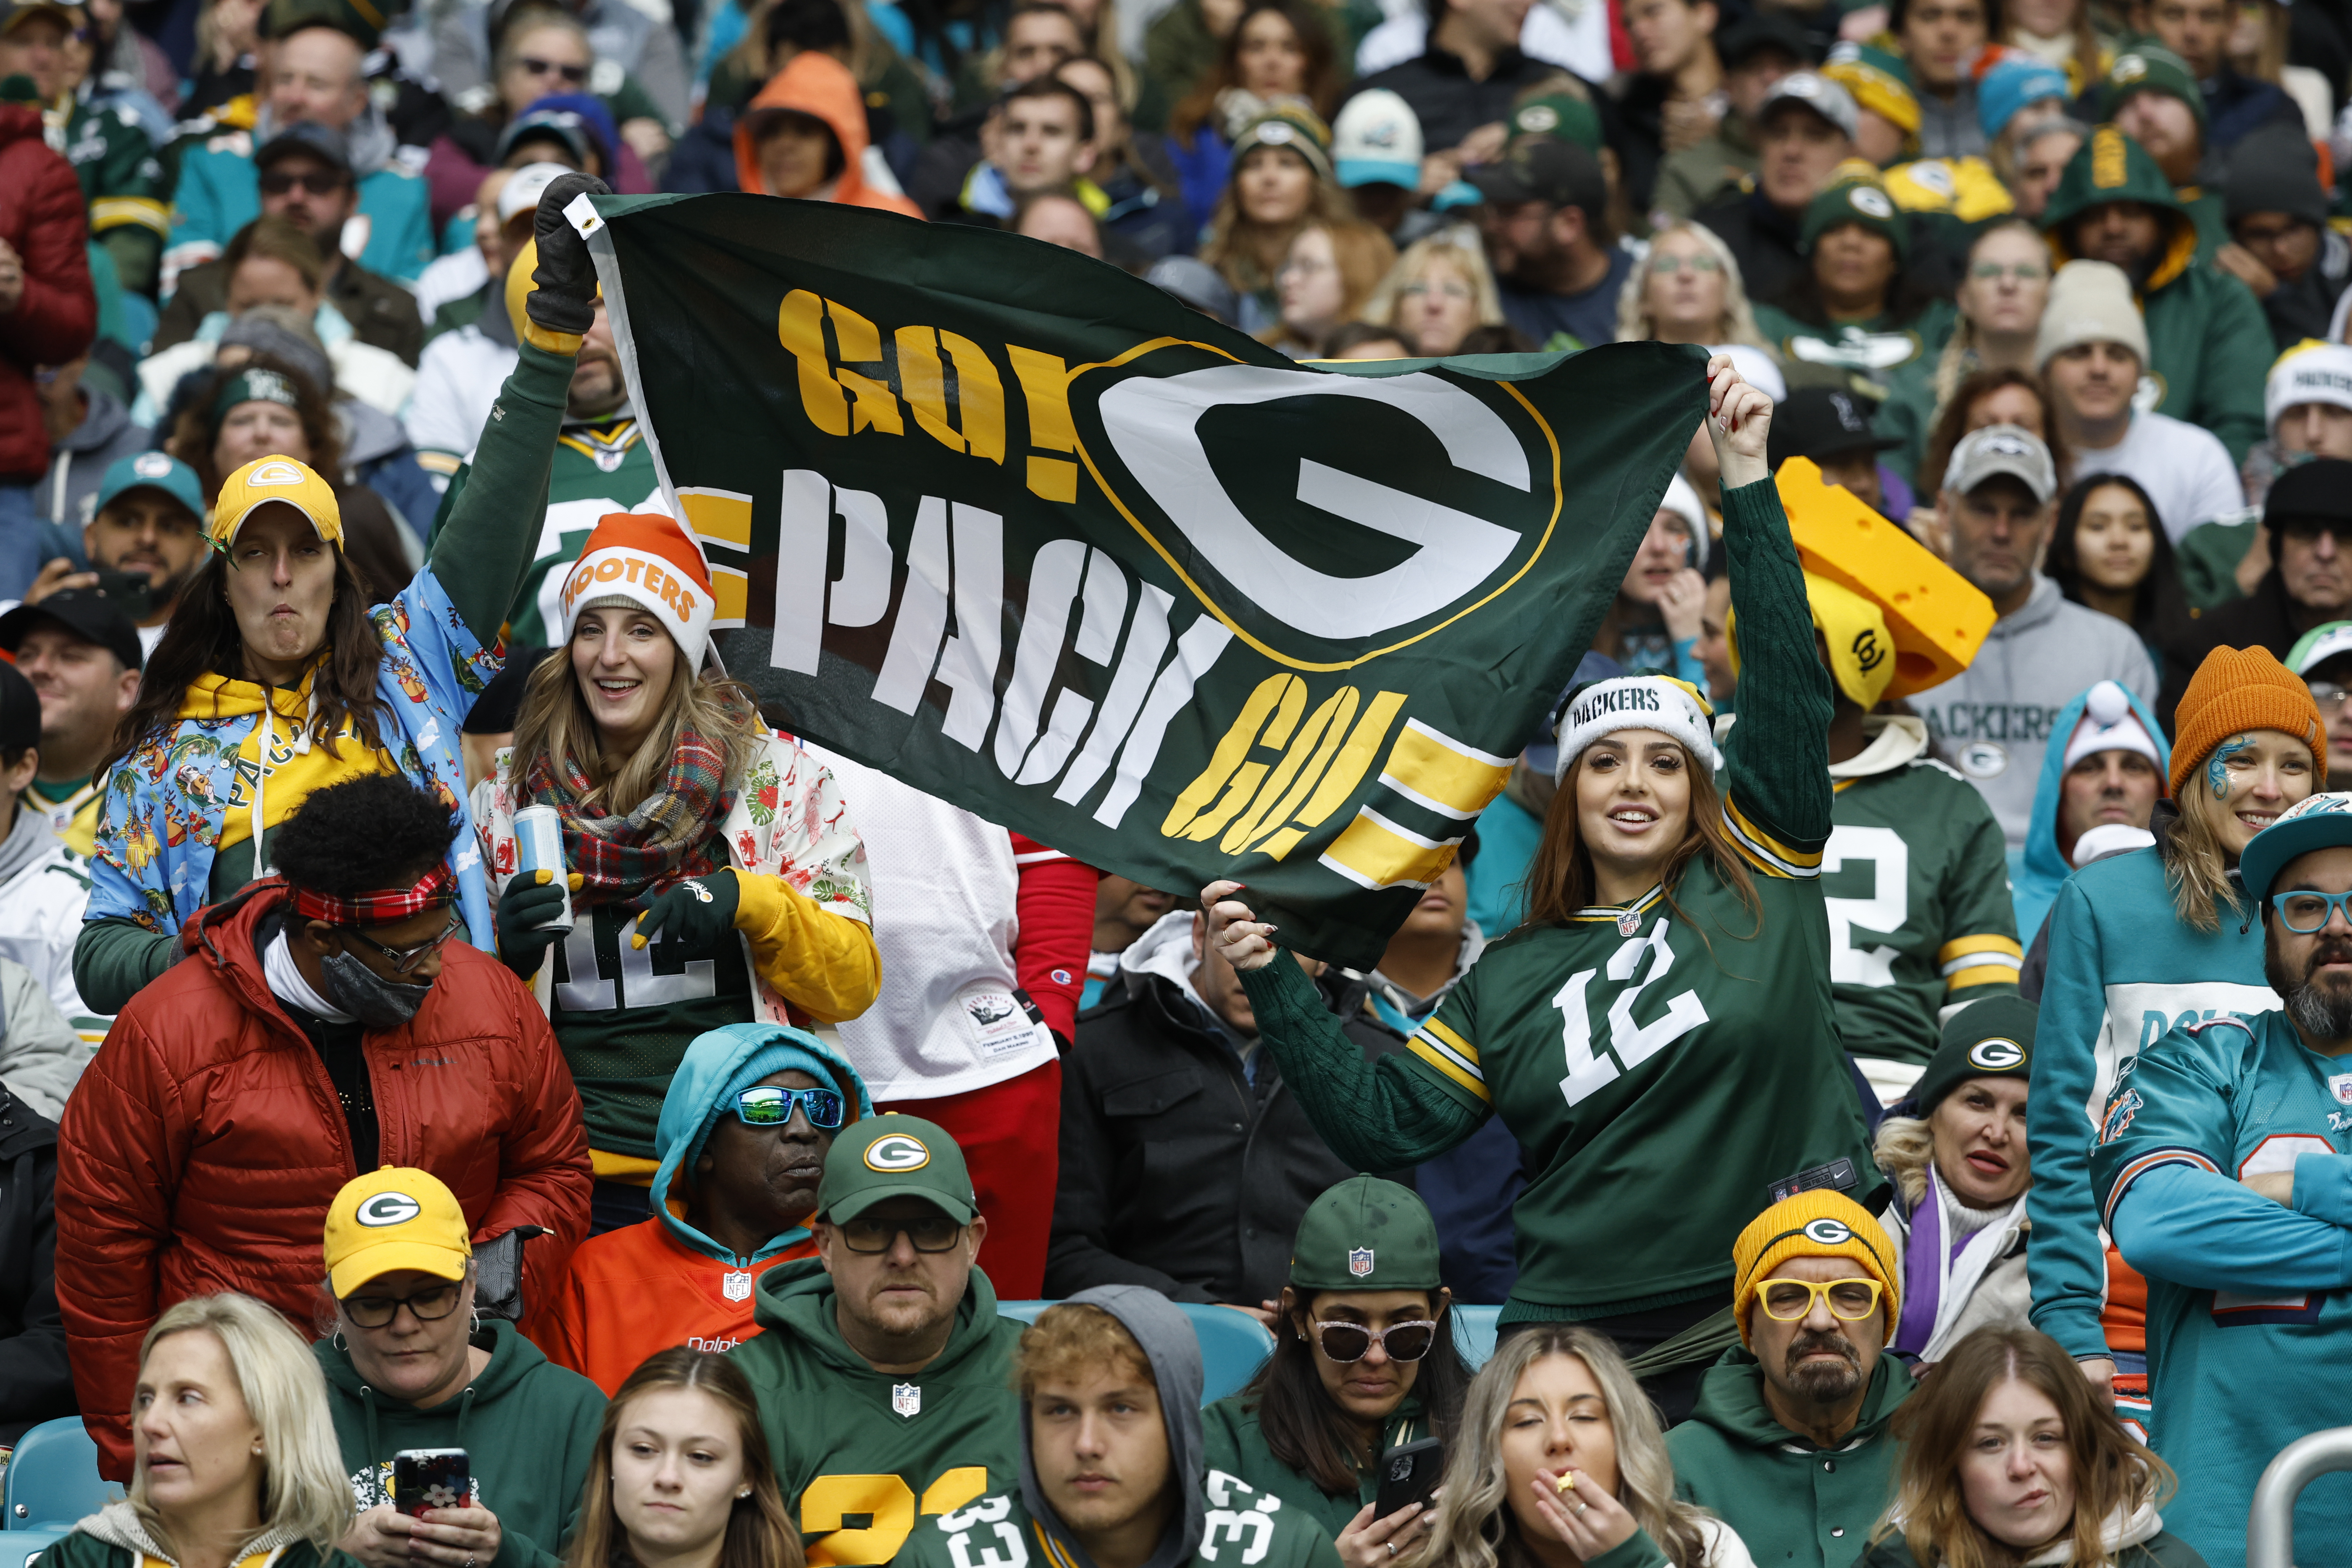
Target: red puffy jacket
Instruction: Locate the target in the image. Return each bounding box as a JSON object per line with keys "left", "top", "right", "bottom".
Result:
{"left": 0, "top": 100, "right": 95, "bottom": 481}
{"left": 56, "top": 881, "right": 594, "bottom": 1479}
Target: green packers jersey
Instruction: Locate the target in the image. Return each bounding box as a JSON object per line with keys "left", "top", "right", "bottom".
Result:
{"left": 736, "top": 1258, "right": 1027, "bottom": 1568}
{"left": 1824, "top": 727, "right": 2021, "bottom": 1072}
{"left": 507, "top": 420, "right": 662, "bottom": 645}
{"left": 1199, "top": 1394, "right": 1431, "bottom": 1541}
{"left": 550, "top": 894, "right": 756, "bottom": 1158}
{"left": 57, "top": 96, "right": 168, "bottom": 292}
{"left": 893, "top": 1474, "right": 1340, "bottom": 1568}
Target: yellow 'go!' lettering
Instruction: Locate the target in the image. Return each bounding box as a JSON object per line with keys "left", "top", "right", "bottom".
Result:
{"left": 801, "top": 1468, "right": 991, "bottom": 1566}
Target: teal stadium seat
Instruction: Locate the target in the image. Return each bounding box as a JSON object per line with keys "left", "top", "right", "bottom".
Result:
{"left": 3, "top": 1418, "right": 119, "bottom": 1533}
{"left": 997, "top": 1302, "right": 1276, "bottom": 1404}
{"left": 1451, "top": 1304, "right": 1501, "bottom": 1368}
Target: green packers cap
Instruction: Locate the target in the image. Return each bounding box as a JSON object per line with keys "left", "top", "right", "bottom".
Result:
{"left": 1289, "top": 1175, "right": 1441, "bottom": 1291}
{"left": 1908, "top": 995, "right": 2036, "bottom": 1114}
{"left": 817, "top": 1113, "right": 978, "bottom": 1224}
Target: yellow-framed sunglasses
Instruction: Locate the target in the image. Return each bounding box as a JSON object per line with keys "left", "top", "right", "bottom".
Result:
{"left": 1756, "top": 1278, "right": 1884, "bottom": 1322}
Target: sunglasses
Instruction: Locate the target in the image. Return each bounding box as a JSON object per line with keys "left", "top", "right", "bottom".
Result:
{"left": 839, "top": 1215, "right": 964, "bottom": 1253}
{"left": 1309, "top": 1319, "right": 1439, "bottom": 1363}
{"left": 1756, "top": 1278, "right": 1884, "bottom": 1322}
{"left": 733, "top": 1085, "right": 846, "bottom": 1130}
{"left": 517, "top": 55, "right": 589, "bottom": 83}
{"left": 259, "top": 168, "right": 350, "bottom": 196}
{"left": 342, "top": 911, "right": 463, "bottom": 974}
{"left": 342, "top": 1281, "right": 463, "bottom": 1329}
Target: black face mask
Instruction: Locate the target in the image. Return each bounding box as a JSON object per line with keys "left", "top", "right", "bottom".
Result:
{"left": 320, "top": 946, "right": 434, "bottom": 1030}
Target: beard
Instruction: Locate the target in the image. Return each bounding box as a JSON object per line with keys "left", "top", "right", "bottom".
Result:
{"left": 1781, "top": 1330, "right": 1863, "bottom": 1403}
{"left": 567, "top": 348, "right": 628, "bottom": 420}
{"left": 2267, "top": 935, "right": 2352, "bottom": 1040}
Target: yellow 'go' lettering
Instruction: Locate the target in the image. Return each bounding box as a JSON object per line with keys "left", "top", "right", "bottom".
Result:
{"left": 801, "top": 1469, "right": 991, "bottom": 1567}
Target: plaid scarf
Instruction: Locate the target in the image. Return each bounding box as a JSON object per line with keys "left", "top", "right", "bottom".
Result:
{"left": 523, "top": 722, "right": 737, "bottom": 906}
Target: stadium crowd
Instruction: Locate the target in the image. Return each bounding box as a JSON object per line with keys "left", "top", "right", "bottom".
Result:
{"left": 7, "top": 0, "right": 2352, "bottom": 1561}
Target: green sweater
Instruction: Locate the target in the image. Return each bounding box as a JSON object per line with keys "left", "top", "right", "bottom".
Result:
{"left": 1198, "top": 1391, "right": 1437, "bottom": 1540}
{"left": 1665, "top": 1349, "right": 1915, "bottom": 1568}
{"left": 315, "top": 1318, "right": 607, "bottom": 1568}
{"left": 41, "top": 1522, "right": 360, "bottom": 1568}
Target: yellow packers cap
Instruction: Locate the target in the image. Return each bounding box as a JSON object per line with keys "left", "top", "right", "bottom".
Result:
{"left": 1731, "top": 1190, "right": 1898, "bottom": 1346}
{"left": 211, "top": 454, "right": 343, "bottom": 553}
{"left": 323, "top": 1167, "right": 472, "bottom": 1298}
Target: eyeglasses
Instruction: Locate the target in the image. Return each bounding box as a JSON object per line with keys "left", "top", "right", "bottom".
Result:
{"left": 517, "top": 55, "right": 589, "bottom": 83}
{"left": 733, "top": 1085, "right": 846, "bottom": 1130}
{"left": 1969, "top": 261, "right": 2048, "bottom": 284}
{"left": 1756, "top": 1278, "right": 1884, "bottom": 1322}
{"left": 1311, "top": 1319, "right": 1439, "bottom": 1363}
{"left": 342, "top": 1281, "right": 464, "bottom": 1329}
{"left": 341, "top": 911, "right": 463, "bottom": 975}
{"left": 1649, "top": 253, "right": 1721, "bottom": 275}
{"left": 1398, "top": 281, "right": 1474, "bottom": 302}
{"left": 1279, "top": 256, "right": 1335, "bottom": 277}
{"left": 839, "top": 1215, "right": 964, "bottom": 1253}
{"left": 2310, "top": 681, "right": 2349, "bottom": 714}
{"left": 2273, "top": 889, "right": 2352, "bottom": 933}
{"left": 259, "top": 168, "right": 350, "bottom": 196}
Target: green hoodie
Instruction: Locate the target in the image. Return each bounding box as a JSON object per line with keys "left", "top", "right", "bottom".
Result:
{"left": 731, "top": 1255, "right": 1027, "bottom": 1568}
{"left": 2039, "top": 124, "right": 2271, "bottom": 464}
{"left": 1663, "top": 1348, "right": 1916, "bottom": 1568}
{"left": 1199, "top": 1391, "right": 1437, "bottom": 1541}
{"left": 313, "top": 1318, "right": 606, "bottom": 1568}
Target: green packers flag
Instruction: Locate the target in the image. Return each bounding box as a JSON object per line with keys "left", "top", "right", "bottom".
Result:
{"left": 580, "top": 192, "right": 1707, "bottom": 968}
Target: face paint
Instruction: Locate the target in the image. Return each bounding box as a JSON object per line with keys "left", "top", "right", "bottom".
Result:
{"left": 2208, "top": 733, "right": 2253, "bottom": 800}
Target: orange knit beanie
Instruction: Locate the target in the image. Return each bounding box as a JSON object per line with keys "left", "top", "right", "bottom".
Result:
{"left": 2168, "top": 645, "right": 2328, "bottom": 798}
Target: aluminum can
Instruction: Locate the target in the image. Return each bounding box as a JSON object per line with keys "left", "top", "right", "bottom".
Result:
{"left": 512, "top": 804, "right": 573, "bottom": 932}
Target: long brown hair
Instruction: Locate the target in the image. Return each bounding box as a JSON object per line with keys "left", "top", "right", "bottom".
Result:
{"left": 1240, "top": 1286, "right": 1472, "bottom": 1496}
{"left": 1879, "top": 1327, "right": 2173, "bottom": 1568}
{"left": 105, "top": 546, "right": 392, "bottom": 772}
{"left": 1170, "top": 0, "right": 1339, "bottom": 143}
{"left": 1519, "top": 745, "right": 1758, "bottom": 930}
{"left": 564, "top": 1348, "right": 802, "bottom": 1568}
{"left": 508, "top": 632, "right": 766, "bottom": 812}
{"left": 1199, "top": 149, "right": 1355, "bottom": 301}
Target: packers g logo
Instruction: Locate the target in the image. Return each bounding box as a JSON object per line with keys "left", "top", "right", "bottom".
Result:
{"left": 865, "top": 1134, "right": 931, "bottom": 1172}
{"left": 1848, "top": 187, "right": 1894, "bottom": 220}
{"left": 1803, "top": 1218, "right": 1852, "bottom": 1245}
{"left": 356, "top": 1192, "right": 423, "bottom": 1227}
{"left": 245, "top": 458, "right": 307, "bottom": 487}
{"left": 1968, "top": 1037, "right": 2025, "bottom": 1071}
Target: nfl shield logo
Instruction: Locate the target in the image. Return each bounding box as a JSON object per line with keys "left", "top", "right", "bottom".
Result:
{"left": 893, "top": 1382, "right": 922, "bottom": 1418}
{"left": 723, "top": 1270, "right": 752, "bottom": 1302}
{"left": 1348, "top": 1248, "right": 1374, "bottom": 1277}
{"left": 2331, "top": 1074, "right": 2352, "bottom": 1106}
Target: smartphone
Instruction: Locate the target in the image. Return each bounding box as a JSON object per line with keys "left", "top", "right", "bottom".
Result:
{"left": 1373, "top": 1437, "right": 1443, "bottom": 1519}
{"left": 90, "top": 567, "right": 153, "bottom": 620}
{"left": 392, "top": 1448, "right": 470, "bottom": 1517}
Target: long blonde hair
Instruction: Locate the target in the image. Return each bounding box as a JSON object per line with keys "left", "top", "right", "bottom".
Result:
{"left": 1361, "top": 235, "right": 1506, "bottom": 340}
{"left": 1614, "top": 221, "right": 1768, "bottom": 349}
{"left": 2163, "top": 785, "right": 2249, "bottom": 934}
{"left": 1874, "top": 1116, "right": 1938, "bottom": 1210}
{"left": 131, "top": 1295, "right": 355, "bottom": 1562}
{"left": 509, "top": 640, "right": 766, "bottom": 811}
{"left": 1405, "top": 1326, "right": 1716, "bottom": 1568}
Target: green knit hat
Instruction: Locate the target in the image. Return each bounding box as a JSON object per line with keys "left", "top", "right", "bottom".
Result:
{"left": 1823, "top": 42, "right": 1920, "bottom": 138}
{"left": 2101, "top": 45, "right": 2207, "bottom": 127}
{"left": 1801, "top": 169, "right": 1910, "bottom": 261}
{"left": 1908, "top": 995, "right": 2036, "bottom": 1114}
{"left": 1289, "top": 1176, "right": 1441, "bottom": 1291}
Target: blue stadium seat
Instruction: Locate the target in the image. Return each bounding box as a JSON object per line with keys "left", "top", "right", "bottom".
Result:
{"left": 996, "top": 1302, "right": 1275, "bottom": 1404}
{"left": 3, "top": 1419, "right": 118, "bottom": 1531}
{"left": 0, "top": 1528, "right": 68, "bottom": 1568}
{"left": 1451, "top": 1304, "right": 1501, "bottom": 1368}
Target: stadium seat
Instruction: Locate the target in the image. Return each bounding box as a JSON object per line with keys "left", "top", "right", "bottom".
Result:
{"left": 1451, "top": 1304, "right": 1500, "bottom": 1368}
{"left": 0, "top": 1528, "right": 67, "bottom": 1568}
{"left": 996, "top": 1302, "right": 1275, "bottom": 1404}
{"left": 3, "top": 1418, "right": 118, "bottom": 1532}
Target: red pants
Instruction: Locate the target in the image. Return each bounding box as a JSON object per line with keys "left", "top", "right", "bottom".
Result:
{"left": 879, "top": 1057, "right": 1059, "bottom": 1300}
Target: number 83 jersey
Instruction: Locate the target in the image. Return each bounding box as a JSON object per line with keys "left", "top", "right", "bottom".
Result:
{"left": 893, "top": 1474, "right": 1338, "bottom": 1568}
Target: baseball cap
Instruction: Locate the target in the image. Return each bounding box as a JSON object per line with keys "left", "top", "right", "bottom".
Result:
{"left": 1467, "top": 135, "right": 1605, "bottom": 216}
{"left": 1508, "top": 92, "right": 1602, "bottom": 153}
{"left": 1332, "top": 89, "right": 1422, "bottom": 190}
{"left": 2240, "top": 791, "right": 2352, "bottom": 907}
{"left": 323, "top": 1168, "right": 473, "bottom": 1298}
{"left": 1758, "top": 72, "right": 1859, "bottom": 140}
{"left": 817, "top": 1114, "right": 978, "bottom": 1224}
{"left": 2289, "top": 621, "right": 2352, "bottom": 678}
{"left": 498, "top": 160, "right": 578, "bottom": 225}
{"left": 1943, "top": 423, "right": 2057, "bottom": 504}
{"left": 210, "top": 454, "right": 345, "bottom": 552}
{"left": 1289, "top": 1176, "right": 1441, "bottom": 1291}
{"left": 1768, "top": 386, "right": 1898, "bottom": 468}
{"left": 1822, "top": 42, "right": 1919, "bottom": 137}
{"left": 0, "top": 660, "right": 37, "bottom": 757}
{"left": 2101, "top": 46, "right": 2205, "bottom": 126}
{"left": 496, "top": 105, "right": 598, "bottom": 169}
{"left": 254, "top": 120, "right": 354, "bottom": 176}
{"left": 0, "top": 1, "right": 78, "bottom": 37}
{"left": 92, "top": 451, "right": 205, "bottom": 524}
{"left": 0, "top": 587, "right": 144, "bottom": 671}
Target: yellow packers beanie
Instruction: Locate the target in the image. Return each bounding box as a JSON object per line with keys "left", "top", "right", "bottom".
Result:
{"left": 2169, "top": 645, "right": 2327, "bottom": 799}
{"left": 1731, "top": 1190, "right": 1900, "bottom": 1347}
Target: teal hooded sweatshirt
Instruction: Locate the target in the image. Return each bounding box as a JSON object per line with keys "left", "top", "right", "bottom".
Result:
{"left": 314, "top": 1318, "right": 607, "bottom": 1568}
{"left": 2008, "top": 680, "right": 2173, "bottom": 947}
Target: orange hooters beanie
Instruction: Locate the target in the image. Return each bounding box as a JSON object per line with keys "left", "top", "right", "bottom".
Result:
{"left": 558, "top": 512, "right": 718, "bottom": 670}
{"left": 2169, "top": 645, "right": 2328, "bottom": 798}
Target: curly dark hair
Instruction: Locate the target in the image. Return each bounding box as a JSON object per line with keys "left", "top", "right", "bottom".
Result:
{"left": 168, "top": 353, "right": 346, "bottom": 498}
{"left": 270, "top": 775, "right": 457, "bottom": 896}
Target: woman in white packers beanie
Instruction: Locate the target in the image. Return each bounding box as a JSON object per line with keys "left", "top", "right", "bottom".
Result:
{"left": 1205, "top": 354, "right": 1884, "bottom": 1425}
{"left": 473, "top": 510, "right": 881, "bottom": 1233}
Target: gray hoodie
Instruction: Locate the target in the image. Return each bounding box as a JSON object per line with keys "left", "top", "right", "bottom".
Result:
{"left": 38, "top": 384, "right": 147, "bottom": 534}
{"left": 1908, "top": 575, "right": 2158, "bottom": 848}
{"left": 1018, "top": 1285, "right": 1209, "bottom": 1568}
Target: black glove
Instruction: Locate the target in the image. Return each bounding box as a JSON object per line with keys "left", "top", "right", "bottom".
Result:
{"left": 472, "top": 1226, "right": 547, "bottom": 1322}
{"left": 528, "top": 171, "right": 613, "bottom": 336}
{"left": 629, "top": 868, "right": 742, "bottom": 960}
{"left": 496, "top": 870, "right": 573, "bottom": 980}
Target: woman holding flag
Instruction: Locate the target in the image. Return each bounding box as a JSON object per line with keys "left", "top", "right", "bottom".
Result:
{"left": 1205, "top": 354, "right": 1883, "bottom": 1423}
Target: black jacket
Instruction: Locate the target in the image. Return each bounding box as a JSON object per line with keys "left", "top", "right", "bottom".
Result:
{"left": 2157, "top": 565, "right": 2310, "bottom": 733}
{"left": 1692, "top": 182, "right": 1808, "bottom": 307}
{"left": 1048, "top": 964, "right": 1411, "bottom": 1306}
{"left": 1347, "top": 47, "right": 1585, "bottom": 155}
{"left": 0, "top": 1080, "right": 71, "bottom": 1445}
